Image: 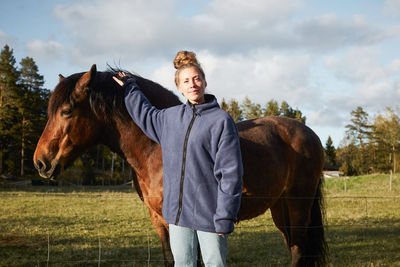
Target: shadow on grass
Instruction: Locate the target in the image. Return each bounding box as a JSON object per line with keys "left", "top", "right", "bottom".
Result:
{"left": 1, "top": 219, "right": 400, "bottom": 266}
{"left": 1, "top": 186, "right": 399, "bottom": 266}
{"left": 0, "top": 231, "right": 166, "bottom": 267}
{"left": 228, "top": 217, "right": 400, "bottom": 266}
{"left": 325, "top": 218, "right": 400, "bottom": 266}
{"left": 1, "top": 218, "right": 399, "bottom": 266}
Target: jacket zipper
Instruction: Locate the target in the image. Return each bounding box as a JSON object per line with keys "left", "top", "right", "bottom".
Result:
{"left": 175, "top": 104, "right": 197, "bottom": 225}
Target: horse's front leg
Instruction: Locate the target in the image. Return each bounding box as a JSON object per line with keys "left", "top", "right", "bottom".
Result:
{"left": 148, "top": 209, "right": 173, "bottom": 267}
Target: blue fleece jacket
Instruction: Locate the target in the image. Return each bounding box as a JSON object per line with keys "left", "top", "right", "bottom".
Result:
{"left": 124, "top": 79, "right": 243, "bottom": 234}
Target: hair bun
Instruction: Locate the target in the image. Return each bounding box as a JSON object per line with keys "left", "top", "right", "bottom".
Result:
{"left": 173, "top": 51, "right": 199, "bottom": 69}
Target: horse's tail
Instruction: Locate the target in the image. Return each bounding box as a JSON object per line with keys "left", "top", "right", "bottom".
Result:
{"left": 304, "top": 177, "right": 329, "bottom": 266}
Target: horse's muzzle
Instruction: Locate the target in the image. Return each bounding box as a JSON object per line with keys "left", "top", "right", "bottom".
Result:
{"left": 34, "top": 158, "right": 60, "bottom": 179}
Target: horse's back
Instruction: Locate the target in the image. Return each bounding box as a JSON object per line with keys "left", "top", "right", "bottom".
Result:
{"left": 238, "top": 116, "right": 323, "bottom": 157}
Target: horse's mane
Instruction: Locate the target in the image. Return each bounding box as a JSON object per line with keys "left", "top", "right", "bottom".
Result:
{"left": 48, "top": 68, "right": 182, "bottom": 121}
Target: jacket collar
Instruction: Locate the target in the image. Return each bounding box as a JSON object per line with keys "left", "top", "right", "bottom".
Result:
{"left": 186, "top": 94, "right": 219, "bottom": 114}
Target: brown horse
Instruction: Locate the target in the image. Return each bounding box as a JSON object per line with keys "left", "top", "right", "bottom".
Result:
{"left": 33, "top": 64, "right": 328, "bottom": 266}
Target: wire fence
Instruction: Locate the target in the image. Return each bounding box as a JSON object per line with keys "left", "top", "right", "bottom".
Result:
{"left": 1, "top": 192, "right": 399, "bottom": 266}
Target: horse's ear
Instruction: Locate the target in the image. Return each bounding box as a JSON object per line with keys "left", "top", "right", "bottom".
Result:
{"left": 73, "top": 64, "right": 97, "bottom": 102}
{"left": 58, "top": 74, "right": 65, "bottom": 82}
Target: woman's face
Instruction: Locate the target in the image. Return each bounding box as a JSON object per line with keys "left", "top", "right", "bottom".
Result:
{"left": 177, "top": 66, "right": 206, "bottom": 105}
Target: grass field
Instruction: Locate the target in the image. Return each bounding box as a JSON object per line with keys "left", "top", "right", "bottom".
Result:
{"left": 0, "top": 174, "right": 399, "bottom": 266}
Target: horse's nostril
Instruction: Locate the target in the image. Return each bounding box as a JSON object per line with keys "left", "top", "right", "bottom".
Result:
{"left": 34, "top": 159, "right": 46, "bottom": 171}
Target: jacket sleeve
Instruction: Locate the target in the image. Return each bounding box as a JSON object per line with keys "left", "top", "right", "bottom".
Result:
{"left": 213, "top": 117, "right": 243, "bottom": 234}
{"left": 124, "top": 79, "right": 164, "bottom": 144}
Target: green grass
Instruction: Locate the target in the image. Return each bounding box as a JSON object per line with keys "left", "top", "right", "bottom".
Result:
{"left": 0, "top": 174, "right": 399, "bottom": 266}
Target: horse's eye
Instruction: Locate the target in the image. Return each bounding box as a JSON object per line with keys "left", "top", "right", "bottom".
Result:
{"left": 60, "top": 109, "right": 72, "bottom": 117}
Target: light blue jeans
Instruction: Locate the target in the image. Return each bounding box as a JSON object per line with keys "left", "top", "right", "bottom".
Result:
{"left": 169, "top": 224, "right": 228, "bottom": 267}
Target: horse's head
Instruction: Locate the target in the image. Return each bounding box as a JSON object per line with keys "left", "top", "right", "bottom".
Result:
{"left": 33, "top": 64, "right": 104, "bottom": 179}
{"left": 34, "top": 64, "right": 182, "bottom": 179}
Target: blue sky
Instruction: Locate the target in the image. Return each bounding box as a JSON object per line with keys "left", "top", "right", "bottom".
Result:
{"left": 1, "top": 0, "right": 400, "bottom": 147}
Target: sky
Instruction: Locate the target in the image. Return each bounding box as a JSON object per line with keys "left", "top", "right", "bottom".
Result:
{"left": 1, "top": 0, "right": 400, "bottom": 147}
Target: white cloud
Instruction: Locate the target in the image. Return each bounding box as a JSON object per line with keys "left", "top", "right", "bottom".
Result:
{"left": 203, "top": 0, "right": 301, "bottom": 25}
{"left": 151, "top": 62, "right": 176, "bottom": 91}
{"left": 384, "top": 0, "right": 400, "bottom": 16}
{"left": 294, "top": 14, "right": 388, "bottom": 51}
{"left": 53, "top": 0, "right": 179, "bottom": 66}
{"left": 388, "top": 58, "right": 400, "bottom": 74}
{"left": 192, "top": 0, "right": 301, "bottom": 42}
{"left": 51, "top": 0, "right": 395, "bottom": 70}
{"left": 309, "top": 107, "right": 343, "bottom": 127}
{"left": 325, "top": 47, "right": 387, "bottom": 83}
{"left": 324, "top": 47, "right": 400, "bottom": 114}
{"left": 360, "top": 80, "right": 400, "bottom": 108}
{"left": 25, "top": 40, "right": 63, "bottom": 62}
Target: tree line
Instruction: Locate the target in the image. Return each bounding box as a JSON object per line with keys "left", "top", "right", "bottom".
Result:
{"left": 0, "top": 45, "right": 49, "bottom": 178}
{"left": 220, "top": 97, "right": 306, "bottom": 123}
{"left": 1, "top": 44, "right": 399, "bottom": 185}
{"left": 332, "top": 106, "right": 400, "bottom": 176}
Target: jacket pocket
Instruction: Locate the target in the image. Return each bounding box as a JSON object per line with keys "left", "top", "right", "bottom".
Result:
{"left": 194, "top": 182, "right": 217, "bottom": 228}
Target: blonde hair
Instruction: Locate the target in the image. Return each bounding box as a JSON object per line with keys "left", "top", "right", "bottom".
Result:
{"left": 174, "top": 51, "right": 205, "bottom": 86}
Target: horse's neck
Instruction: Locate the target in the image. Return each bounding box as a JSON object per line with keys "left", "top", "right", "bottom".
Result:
{"left": 107, "top": 118, "right": 163, "bottom": 197}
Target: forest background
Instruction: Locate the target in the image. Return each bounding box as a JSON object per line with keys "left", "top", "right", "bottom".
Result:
{"left": 1, "top": 44, "right": 399, "bottom": 185}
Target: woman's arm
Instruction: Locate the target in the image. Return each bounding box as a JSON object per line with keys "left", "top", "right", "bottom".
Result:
{"left": 213, "top": 117, "right": 243, "bottom": 234}
{"left": 114, "top": 73, "right": 164, "bottom": 144}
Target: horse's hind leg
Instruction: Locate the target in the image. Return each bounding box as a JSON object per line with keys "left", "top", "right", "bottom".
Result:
{"left": 270, "top": 197, "right": 291, "bottom": 249}
{"left": 271, "top": 193, "right": 315, "bottom": 267}
{"left": 270, "top": 195, "right": 305, "bottom": 266}
{"left": 285, "top": 196, "right": 313, "bottom": 266}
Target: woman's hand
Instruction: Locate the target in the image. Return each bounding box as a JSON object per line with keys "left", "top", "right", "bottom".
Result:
{"left": 112, "top": 72, "right": 131, "bottom": 87}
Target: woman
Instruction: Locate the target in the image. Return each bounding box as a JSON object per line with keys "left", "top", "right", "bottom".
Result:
{"left": 113, "top": 51, "right": 243, "bottom": 267}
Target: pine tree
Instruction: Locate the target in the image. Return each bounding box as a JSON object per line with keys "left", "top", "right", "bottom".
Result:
{"left": 220, "top": 98, "right": 229, "bottom": 113}
{"left": 278, "top": 101, "right": 306, "bottom": 123}
{"left": 345, "top": 106, "right": 371, "bottom": 149}
{"left": 241, "top": 97, "right": 253, "bottom": 120}
{"left": 294, "top": 109, "right": 306, "bottom": 124}
{"left": 344, "top": 106, "right": 372, "bottom": 174}
{"left": 219, "top": 98, "right": 243, "bottom": 122}
{"left": 0, "top": 45, "right": 21, "bottom": 174}
{"left": 227, "top": 99, "right": 243, "bottom": 122}
{"left": 325, "top": 136, "right": 337, "bottom": 167}
{"left": 264, "top": 100, "right": 280, "bottom": 116}
{"left": 19, "top": 57, "right": 48, "bottom": 176}
{"left": 0, "top": 45, "right": 19, "bottom": 108}
{"left": 241, "top": 96, "right": 263, "bottom": 120}
{"left": 280, "top": 101, "right": 293, "bottom": 117}
{"left": 337, "top": 143, "right": 359, "bottom": 175}
{"left": 372, "top": 107, "right": 400, "bottom": 173}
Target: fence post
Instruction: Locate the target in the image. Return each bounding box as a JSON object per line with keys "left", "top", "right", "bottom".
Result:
{"left": 110, "top": 152, "right": 115, "bottom": 185}
{"left": 364, "top": 197, "right": 368, "bottom": 227}
{"left": 98, "top": 229, "right": 101, "bottom": 267}
{"left": 390, "top": 170, "right": 393, "bottom": 191}
{"left": 47, "top": 229, "right": 50, "bottom": 267}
